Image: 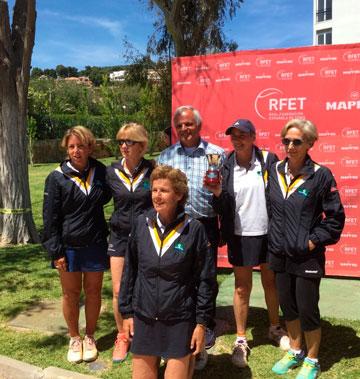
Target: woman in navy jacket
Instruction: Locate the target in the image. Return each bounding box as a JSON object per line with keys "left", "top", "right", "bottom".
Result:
{"left": 106, "top": 123, "right": 153, "bottom": 362}
{"left": 120, "top": 165, "right": 217, "bottom": 379}
{"left": 269, "top": 119, "right": 345, "bottom": 378}
{"left": 43, "top": 126, "right": 111, "bottom": 363}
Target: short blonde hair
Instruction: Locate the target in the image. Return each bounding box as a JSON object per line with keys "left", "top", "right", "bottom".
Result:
{"left": 281, "top": 119, "right": 318, "bottom": 146}
{"left": 61, "top": 126, "right": 96, "bottom": 150}
{"left": 150, "top": 165, "right": 188, "bottom": 207}
{"left": 116, "top": 123, "right": 148, "bottom": 155}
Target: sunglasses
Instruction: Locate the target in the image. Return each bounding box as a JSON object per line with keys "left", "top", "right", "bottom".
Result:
{"left": 118, "top": 139, "right": 138, "bottom": 146}
{"left": 282, "top": 138, "right": 304, "bottom": 146}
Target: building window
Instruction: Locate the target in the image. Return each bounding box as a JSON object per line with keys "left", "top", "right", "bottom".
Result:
{"left": 317, "top": 0, "right": 332, "bottom": 22}
{"left": 317, "top": 28, "right": 332, "bottom": 45}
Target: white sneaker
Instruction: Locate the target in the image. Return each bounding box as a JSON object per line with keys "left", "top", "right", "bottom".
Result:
{"left": 194, "top": 349, "right": 208, "bottom": 371}
{"left": 268, "top": 326, "right": 290, "bottom": 351}
{"left": 67, "top": 336, "right": 82, "bottom": 363}
{"left": 82, "top": 335, "right": 98, "bottom": 362}
{"left": 231, "top": 340, "right": 250, "bottom": 368}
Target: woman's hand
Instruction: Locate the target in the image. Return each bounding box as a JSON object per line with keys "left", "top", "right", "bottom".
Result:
{"left": 123, "top": 317, "right": 134, "bottom": 340}
{"left": 54, "top": 257, "right": 67, "bottom": 271}
{"left": 308, "top": 240, "right": 316, "bottom": 251}
{"left": 190, "top": 324, "right": 205, "bottom": 355}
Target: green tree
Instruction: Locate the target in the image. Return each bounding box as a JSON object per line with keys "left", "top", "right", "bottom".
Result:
{"left": 147, "top": 0, "right": 243, "bottom": 56}
{"left": 30, "top": 67, "right": 43, "bottom": 79}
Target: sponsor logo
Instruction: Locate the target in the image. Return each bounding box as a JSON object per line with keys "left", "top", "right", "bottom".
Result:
{"left": 340, "top": 262, "right": 358, "bottom": 268}
{"left": 318, "top": 160, "right": 335, "bottom": 166}
{"left": 276, "top": 70, "right": 293, "bottom": 80}
{"left": 195, "top": 64, "right": 210, "bottom": 72}
{"left": 179, "top": 65, "right": 192, "bottom": 74}
{"left": 342, "top": 233, "right": 358, "bottom": 238}
{"left": 326, "top": 247, "right": 335, "bottom": 252}
{"left": 340, "top": 186, "right": 359, "bottom": 197}
{"left": 343, "top": 69, "right": 360, "bottom": 75}
{"left": 276, "top": 59, "right": 293, "bottom": 64}
{"left": 215, "top": 77, "right": 231, "bottom": 82}
{"left": 275, "top": 143, "right": 285, "bottom": 153}
{"left": 350, "top": 91, "right": 360, "bottom": 100}
{"left": 325, "top": 260, "right": 334, "bottom": 267}
{"left": 216, "top": 62, "right": 231, "bottom": 71}
{"left": 340, "top": 145, "right": 359, "bottom": 151}
{"left": 340, "top": 175, "right": 359, "bottom": 180}
{"left": 256, "top": 57, "right": 271, "bottom": 67}
{"left": 343, "top": 51, "right": 360, "bottom": 62}
{"left": 297, "top": 72, "right": 315, "bottom": 77}
{"left": 318, "top": 143, "right": 336, "bottom": 153}
{"left": 298, "top": 54, "right": 315, "bottom": 65}
{"left": 344, "top": 204, "right": 358, "bottom": 209}
{"left": 341, "top": 157, "right": 359, "bottom": 167}
{"left": 255, "top": 88, "right": 307, "bottom": 120}
{"left": 215, "top": 131, "right": 228, "bottom": 140}
{"left": 234, "top": 60, "right": 251, "bottom": 67}
{"left": 326, "top": 100, "right": 360, "bottom": 110}
{"left": 319, "top": 131, "right": 337, "bottom": 137}
{"left": 319, "top": 56, "right": 337, "bottom": 61}
{"left": 197, "top": 77, "right": 211, "bottom": 85}
{"left": 345, "top": 217, "right": 357, "bottom": 226}
{"left": 341, "top": 245, "right": 357, "bottom": 255}
{"left": 258, "top": 131, "right": 271, "bottom": 139}
{"left": 341, "top": 128, "right": 360, "bottom": 138}
{"left": 176, "top": 81, "right": 191, "bottom": 85}
{"left": 235, "top": 72, "right": 251, "bottom": 82}
{"left": 320, "top": 67, "right": 337, "bottom": 78}
{"left": 255, "top": 74, "right": 272, "bottom": 79}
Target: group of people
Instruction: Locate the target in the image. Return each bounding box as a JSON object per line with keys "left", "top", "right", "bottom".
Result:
{"left": 42, "top": 105, "right": 345, "bottom": 379}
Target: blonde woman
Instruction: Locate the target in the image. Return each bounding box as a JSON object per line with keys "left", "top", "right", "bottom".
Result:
{"left": 43, "top": 126, "right": 111, "bottom": 363}
{"left": 106, "top": 123, "right": 154, "bottom": 363}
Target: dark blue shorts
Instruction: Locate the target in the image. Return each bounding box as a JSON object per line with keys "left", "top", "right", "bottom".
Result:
{"left": 53, "top": 242, "right": 110, "bottom": 272}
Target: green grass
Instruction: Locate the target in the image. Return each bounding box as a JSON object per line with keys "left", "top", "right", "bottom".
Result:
{"left": 0, "top": 159, "right": 359, "bottom": 378}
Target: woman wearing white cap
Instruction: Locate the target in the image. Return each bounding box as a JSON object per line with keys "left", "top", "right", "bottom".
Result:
{"left": 205, "top": 119, "right": 289, "bottom": 368}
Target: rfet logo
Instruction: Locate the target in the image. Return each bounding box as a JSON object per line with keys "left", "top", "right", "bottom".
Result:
{"left": 341, "top": 157, "right": 359, "bottom": 167}
{"left": 255, "top": 88, "right": 307, "bottom": 120}
{"left": 179, "top": 65, "right": 192, "bottom": 74}
{"left": 197, "top": 77, "right": 211, "bottom": 86}
{"left": 341, "top": 245, "right": 357, "bottom": 255}
{"left": 235, "top": 72, "right": 251, "bottom": 82}
{"left": 298, "top": 54, "right": 315, "bottom": 65}
{"left": 345, "top": 217, "right": 358, "bottom": 226}
{"left": 257, "top": 130, "right": 271, "bottom": 139}
{"left": 320, "top": 67, "right": 337, "bottom": 78}
{"left": 256, "top": 57, "right": 271, "bottom": 67}
{"left": 215, "top": 131, "right": 228, "bottom": 141}
{"left": 342, "top": 128, "right": 360, "bottom": 138}
{"left": 216, "top": 62, "right": 231, "bottom": 71}
{"left": 343, "top": 51, "right": 360, "bottom": 62}
{"left": 340, "top": 186, "right": 359, "bottom": 197}
{"left": 276, "top": 70, "right": 293, "bottom": 80}
{"left": 318, "top": 143, "right": 336, "bottom": 153}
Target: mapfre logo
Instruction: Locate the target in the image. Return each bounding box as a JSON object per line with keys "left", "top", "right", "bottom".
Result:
{"left": 256, "top": 57, "right": 271, "bottom": 67}
{"left": 255, "top": 88, "right": 307, "bottom": 120}
{"left": 318, "top": 143, "right": 336, "bottom": 153}
{"left": 235, "top": 72, "right": 251, "bottom": 82}
{"left": 216, "top": 62, "right": 231, "bottom": 71}
{"left": 343, "top": 51, "right": 360, "bottom": 62}
{"left": 298, "top": 54, "right": 315, "bottom": 65}
{"left": 320, "top": 67, "right": 337, "bottom": 78}
{"left": 341, "top": 128, "right": 360, "bottom": 138}
{"left": 276, "top": 70, "right": 293, "bottom": 80}
{"left": 341, "top": 157, "right": 359, "bottom": 167}
{"left": 340, "top": 186, "right": 359, "bottom": 197}
{"left": 215, "top": 131, "right": 228, "bottom": 141}
{"left": 341, "top": 245, "right": 357, "bottom": 255}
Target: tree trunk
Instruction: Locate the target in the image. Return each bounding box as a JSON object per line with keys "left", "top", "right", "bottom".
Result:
{"left": 0, "top": 0, "right": 39, "bottom": 244}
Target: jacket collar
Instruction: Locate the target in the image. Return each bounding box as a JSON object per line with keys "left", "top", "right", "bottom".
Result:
{"left": 111, "top": 157, "right": 150, "bottom": 176}
{"left": 60, "top": 157, "right": 96, "bottom": 178}
{"left": 277, "top": 155, "right": 316, "bottom": 177}
{"left": 223, "top": 145, "right": 263, "bottom": 169}
{"left": 146, "top": 207, "right": 186, "bottom": 233}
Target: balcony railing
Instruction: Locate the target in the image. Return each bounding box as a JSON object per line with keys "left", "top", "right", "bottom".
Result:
{"left": 317, "top": 8, "right": 332, "bottom": 22}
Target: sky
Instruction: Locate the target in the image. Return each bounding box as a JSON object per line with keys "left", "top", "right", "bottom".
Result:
{"left": 6, "top": 0, "right": 314, "bottom": 70}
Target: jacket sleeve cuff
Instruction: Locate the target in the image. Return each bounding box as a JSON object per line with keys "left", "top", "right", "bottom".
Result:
{"left": 309, "top": 232, "right": 321, "bottom": 246}
{"left": 121, "top": 313, "right": 134, "bottom": 319}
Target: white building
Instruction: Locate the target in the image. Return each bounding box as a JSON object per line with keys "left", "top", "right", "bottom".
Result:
{"left": 313, "top": 0, "right": 360, "bottom": 45}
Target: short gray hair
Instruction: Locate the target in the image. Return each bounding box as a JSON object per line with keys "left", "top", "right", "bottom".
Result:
{"left": 281, "top": 119, "right": 318, "bottom": 146}
{"left": 173, "top": 105, "right": 202, "bottom": 127}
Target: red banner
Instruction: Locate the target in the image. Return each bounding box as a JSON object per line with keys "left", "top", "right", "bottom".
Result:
{"left": 171, "top": 43, "right": 360, "bottom": 277}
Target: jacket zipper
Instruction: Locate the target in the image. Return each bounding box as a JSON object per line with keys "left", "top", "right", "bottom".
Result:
{"left": 156, "top": 235, "right": 164, "bottom": 321}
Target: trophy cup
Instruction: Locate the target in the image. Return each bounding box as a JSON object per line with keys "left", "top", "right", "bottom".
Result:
{"left": 205, "top": 154, "right": 221, "bottom": 185}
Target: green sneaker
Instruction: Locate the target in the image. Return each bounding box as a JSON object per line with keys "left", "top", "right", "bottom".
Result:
{"left": 272, "top": 350, "right": 304, "bottom": 375}
{"left": 296, "top": 358, "right": 321, "bottom": 379}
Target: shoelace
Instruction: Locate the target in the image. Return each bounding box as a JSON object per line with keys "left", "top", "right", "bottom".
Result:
{"left": 70, "top": 338, "right": 82, "bottom": 351}
{"left": 84, "top": 336, "right": 96, "bottom": 349}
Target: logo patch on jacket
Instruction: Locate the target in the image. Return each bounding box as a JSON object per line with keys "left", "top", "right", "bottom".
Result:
{"left": 298, "top": 188, "right": 309, "bottom": 197}
{"left": 174, "top": 242, "right": 185, "bottom": 253}
{"left": 143, "top": 179, "right": 150, "bottom": 190}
